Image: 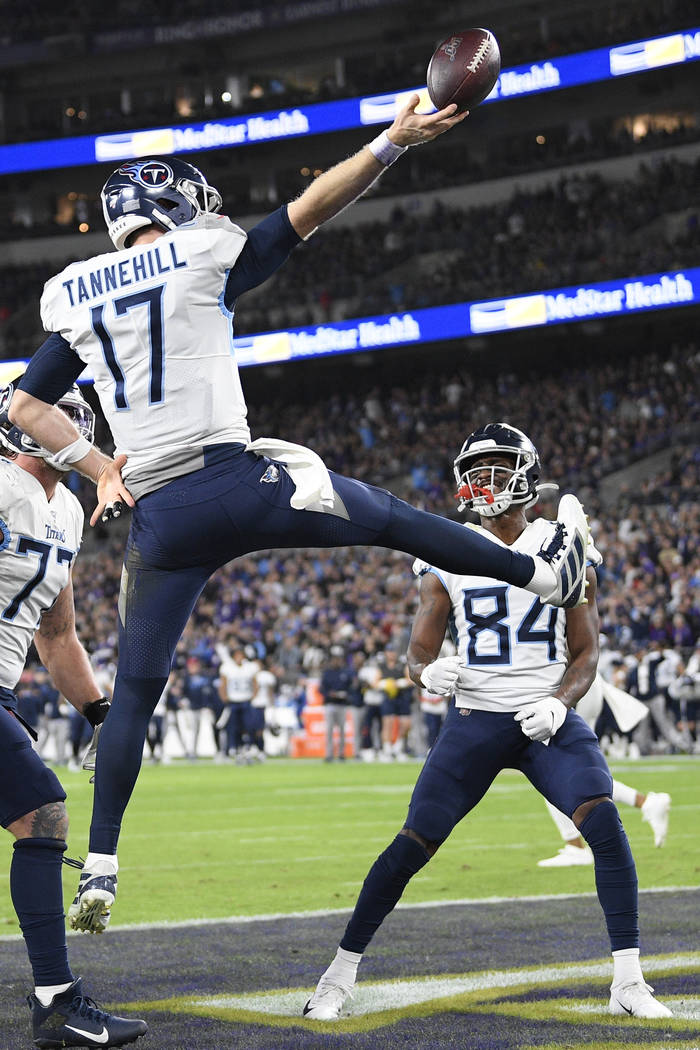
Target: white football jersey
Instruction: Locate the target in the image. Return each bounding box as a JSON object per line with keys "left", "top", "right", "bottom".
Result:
{"left": 40, "top": 215, "right": 251, "bottom": 498}
{"left": 252, "top": 668, "right": 276, "bottom": 708}
{"left": 358, "top": 662, "right": 384, "bottom": 706}
{"left": 414, "top": 520, "right": 572, "bottom": 712}
{"left": 0, "top": 459, "right": 83, "bottom": 689}
{"left": 220, "top": 658, "right": 258, "bottom": 703}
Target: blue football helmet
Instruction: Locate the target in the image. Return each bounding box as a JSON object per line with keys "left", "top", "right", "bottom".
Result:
{"left": 0, "top": 381, "right": 95, "bottom": 472}
{"left": 101, "top": 157, "right": 223, "bottom": 250}
{"left": 453, "top": 422, "right": 541, "bottom": 517}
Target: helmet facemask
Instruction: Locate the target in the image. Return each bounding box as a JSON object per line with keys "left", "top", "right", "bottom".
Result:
{"left": 454, "top": 451, "right": 538, "bottom": 518}
{"left": 176, "top": 177, "right": 222, "bottom": 217}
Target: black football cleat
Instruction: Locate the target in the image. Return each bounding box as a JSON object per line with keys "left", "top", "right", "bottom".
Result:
{"left": 29, "top": 977, "right": 147, "bottom": 1048}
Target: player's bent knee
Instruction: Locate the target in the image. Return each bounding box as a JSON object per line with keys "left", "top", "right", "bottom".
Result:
{"left": 31, "top": 800, "right": 68, "bottom": 841}
{"left": 400, "top": 826, "right": 441, "bottom": 857}
{"left": 567, "top": 765, "right": 612, "bottom": 823}
{"left": 405, "top": 800, "right": 455, "bottom": 846}
{"left": 383, "top": 832, "right": 432, "bottom": 879}
{"left": 572, "top": 796, "right": 608, "bottom": 828}
{"left": 7, "top": 799, "right": 68, "bottom": 841}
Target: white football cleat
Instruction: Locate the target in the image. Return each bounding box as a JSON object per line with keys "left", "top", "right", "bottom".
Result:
{"left": 68, "top": 860, "right": 118, "bottom": 934}
{"left": 303, "top": 974, "right": 353, "bottom": 1020}
{"left": 609, "top": 979, "right": 672, "bottom": 1018}
{"left": 536, "top": 494, "right": 590, "bottom": 608}
{"left": 537, "top": 843, "right": 594, "bottom": 867}
{"left": 641, "top": 791, "right": 671, "bottom": 847}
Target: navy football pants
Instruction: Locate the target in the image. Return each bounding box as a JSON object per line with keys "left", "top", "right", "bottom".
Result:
{"left": 90, "top": 444, "right": 539, "bottom": 853}
{"left": 340, "top": 705, "right": 638, "bottom": 955}
{"left": 405, "top": 704, "right": 613, "bottom": 841}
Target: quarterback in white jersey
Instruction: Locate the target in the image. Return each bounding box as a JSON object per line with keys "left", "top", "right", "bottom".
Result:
{"left": 217, "top": 646, "right": 259, "bottom": 759}
{"left": 305, "top": 423, "right": 671, "bottom": 1023}
{"left": 39, "top": 212, "right": 251, "bottom": 500}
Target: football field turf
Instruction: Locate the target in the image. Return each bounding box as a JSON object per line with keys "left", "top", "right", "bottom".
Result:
{"left": 1, "top": 755, "right": 698, "bottom": 1049}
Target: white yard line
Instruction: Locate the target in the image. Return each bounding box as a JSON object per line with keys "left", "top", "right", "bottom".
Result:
{"left": 1, "top": 884, "right": 697, "bottom": 941}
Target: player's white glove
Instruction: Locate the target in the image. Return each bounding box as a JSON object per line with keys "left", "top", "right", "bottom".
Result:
{"left": 514, "top": 697, "right": 568, "bottom": 743}
{"left": 420, "top": 656, "right": 464, "bottom": 698}
{"left": 81, "top": 697, "right": 111, "bottom": 773}
{"left": 81, "top": 724, "right": 102, "bottom": 772}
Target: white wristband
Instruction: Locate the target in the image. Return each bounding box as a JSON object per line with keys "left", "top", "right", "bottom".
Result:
{"left": 367, "top": 130, "right": 408, "bottom": 167}
{"left": 48, "top": 434, "right": 91, "bottom": 468}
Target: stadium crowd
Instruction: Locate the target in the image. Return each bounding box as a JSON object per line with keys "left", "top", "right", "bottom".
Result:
{"left": 1, "top": 114, "right": 697, "bottom": 245}
{"left": 15, "top": 342, "right": 699, "bottom": 763}
{"left": 236, "top": 155, "right": 700, "bottom": 334}
{"left": 2, "top": 0, "right": 695, "bottom": 142}
{"left": 1, "top": 156, "right": 698, "bottom": 357}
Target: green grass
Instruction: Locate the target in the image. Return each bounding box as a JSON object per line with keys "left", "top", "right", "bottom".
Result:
{"left": 1, "top": 756, "right": 698, "bottom": 929}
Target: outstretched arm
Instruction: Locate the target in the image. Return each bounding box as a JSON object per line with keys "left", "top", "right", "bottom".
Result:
{"left": 287, "top": 94, "right": 467, "bottom": 239}
{"left": 8, "top": 389, "right": 134, "bottom": 526}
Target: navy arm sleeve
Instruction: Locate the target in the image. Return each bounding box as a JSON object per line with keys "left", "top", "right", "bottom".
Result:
{"left": 224, "top": 204, "right": 301, "bottom": 309}
{"left": 17, "top": 332, "right": 86, "bottom": 405}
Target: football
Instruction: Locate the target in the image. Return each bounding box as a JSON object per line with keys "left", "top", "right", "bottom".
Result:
{"left": 426, "top": 28, "right": 501, "bottom": 112}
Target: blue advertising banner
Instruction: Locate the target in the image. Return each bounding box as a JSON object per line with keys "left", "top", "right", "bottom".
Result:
{"left": 231, "top": 268, "right": 699, "bottom": 367}
{"left": 1, "top": 268, "right": 696, "bottom": 388}
{"left": 0, "top": 28, "right": 697, "bottom": 175}
{"left": 3, "top": 266, "right": 693, "bottom": 385}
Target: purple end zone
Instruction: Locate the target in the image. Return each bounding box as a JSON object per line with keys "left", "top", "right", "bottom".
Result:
{"left": 2, "top": 891, "right": 696, "bottom": 1048}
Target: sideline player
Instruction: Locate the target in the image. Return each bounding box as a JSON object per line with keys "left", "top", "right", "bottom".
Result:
{"left": 0, "top": 385, "right": 147, "bottom": 1047}
{"left": 9, "top": 97, "right": 589, "bottom": 932}
{"left": 249, "top": 657, "right": 277, "bottom": 760}
{"left": 303, "top": 423, "right": 671, "bottom": 1021}
{"left": 217, "top": 645, "right": 258, "bottom": 761}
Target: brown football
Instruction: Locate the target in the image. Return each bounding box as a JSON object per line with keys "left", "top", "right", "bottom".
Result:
{"left": 426, "top": 28, "right": 501, "bottom": 112}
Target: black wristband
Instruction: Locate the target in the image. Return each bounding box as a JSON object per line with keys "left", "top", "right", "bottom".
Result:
{"left": 83, "top": 697, "right": 111, "bottom": 728}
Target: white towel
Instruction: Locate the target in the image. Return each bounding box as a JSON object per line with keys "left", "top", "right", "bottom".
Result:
{"left": 245, "top": 438, "right": 335, "bottom": 511}
{"left": 600, "top": 677, "right": 649, "bottom": 733}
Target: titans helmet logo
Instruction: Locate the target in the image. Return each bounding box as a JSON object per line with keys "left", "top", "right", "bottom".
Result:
{"left": 119, "top": 161, "right": 174, "bottom": 189}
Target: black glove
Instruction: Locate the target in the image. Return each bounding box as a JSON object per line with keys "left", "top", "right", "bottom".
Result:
{"left": 83, "top": 697, "right": 111, "bottom": 728}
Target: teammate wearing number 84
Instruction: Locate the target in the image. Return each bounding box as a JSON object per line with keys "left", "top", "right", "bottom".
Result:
{"left": 304, "top": 423, "right": 672, "bottom": 1023}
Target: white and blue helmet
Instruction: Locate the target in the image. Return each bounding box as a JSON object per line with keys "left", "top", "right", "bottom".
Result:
{"left": 0, "top": 381, "right": 95, "bottom": 472}
{"left": 101, "top": 157, "right": 223, "bottom": 250}
{"left": 453, "top": 422, "right": 542, "bottom": 517}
